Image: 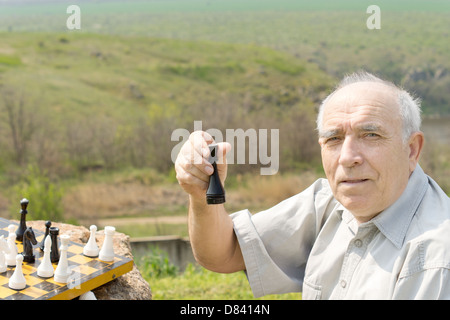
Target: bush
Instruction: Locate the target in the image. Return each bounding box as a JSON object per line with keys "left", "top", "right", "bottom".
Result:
{"left": 139, "top": 248, "right": 179, "bottom": 279}
{"left": 11, "top": 165, "right": 63, "bottom": 221}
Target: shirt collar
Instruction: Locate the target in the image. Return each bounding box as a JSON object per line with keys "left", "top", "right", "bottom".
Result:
{"left": 371, "top": 164, "right": 429, "bottom": 249}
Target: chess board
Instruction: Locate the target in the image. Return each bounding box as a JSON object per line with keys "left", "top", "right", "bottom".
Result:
{"left": 0, "top": 217, "right": 133, "bottom": 300}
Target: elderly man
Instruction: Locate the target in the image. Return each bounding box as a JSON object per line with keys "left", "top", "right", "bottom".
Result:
{"left": 174, "top": 72, "right": 450, "bottom": 299}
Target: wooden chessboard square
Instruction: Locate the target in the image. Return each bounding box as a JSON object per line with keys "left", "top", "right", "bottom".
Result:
{"left": 68, "top": 253, "right": 92, "bottom": 265}
{"left": 22, "top": 264, "right": 37, "bottom": 275}
{"left": 1, "top": 290, "right": 35, "bottom": 300}
{"left": 0, "top": 275, "right": 9, "bottom": 287}
{"left": 75, "top": 264, "right": 98, "bottom": 276}
{"left": 25, "top": 273, "right": 45, "bottom": 287}
{"left": 44, "top": 276, "right": 67, "bottom": 286}
{"left": 68, "top": 244, "right": 84, "bottom": 254}
{"left": 20, "top": 285, "right": 49, "bottom": 299}
{"left": 0, "top": 285, "right": 18, "bottom": 299}
{"left": 33, "top": 279, "right": 62, "bottom": 292}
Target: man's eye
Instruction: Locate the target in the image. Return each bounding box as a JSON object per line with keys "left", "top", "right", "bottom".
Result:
{"left": 365, "top": 133, "right": 380, "bottom": 138}
{"left": 326, "top": 137, "right": 341, "bottom": 143}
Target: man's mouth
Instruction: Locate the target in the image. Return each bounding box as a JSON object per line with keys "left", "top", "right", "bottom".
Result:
{"left": 340, "top": 179, "right": 369, "bottom": 184}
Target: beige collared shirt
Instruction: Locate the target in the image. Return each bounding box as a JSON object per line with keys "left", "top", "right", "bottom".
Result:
{"left": 231, "top": 165, "right": 450, "bottom": 299}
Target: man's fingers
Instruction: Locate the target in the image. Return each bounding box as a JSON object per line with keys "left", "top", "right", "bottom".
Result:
{"left": 184, "top": 131, "right": 215, "bottom": 166}
{"left": 190, "top": 131, "right": 213, "bottom": 154}
{"left": 215, "top": 142, "right": 231, "bottom": 165}
{"left": 176, "top": 154, "right": 211, "bottom": 183}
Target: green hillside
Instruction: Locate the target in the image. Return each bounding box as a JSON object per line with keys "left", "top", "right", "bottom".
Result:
{"left": 1, "top": 0, "right": 448, "bottom": 115}
{"left": 0, "top": 32, "right": 332, "bottom": 181}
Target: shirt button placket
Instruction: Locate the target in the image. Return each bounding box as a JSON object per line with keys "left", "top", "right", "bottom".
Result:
{"left": 337, "top": 235, "right": 368, "bottom": 298}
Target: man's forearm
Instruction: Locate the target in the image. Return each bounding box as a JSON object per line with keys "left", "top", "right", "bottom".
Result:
{"left": 188, "top": 196, "right": 245, "bottom": 273}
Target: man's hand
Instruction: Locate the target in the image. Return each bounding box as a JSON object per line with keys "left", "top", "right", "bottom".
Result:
{"left": 174, "top": 131, "right": 244, "bottom": 273}
{"left": 175, "top": 131, "right": 231, "bottom": 202}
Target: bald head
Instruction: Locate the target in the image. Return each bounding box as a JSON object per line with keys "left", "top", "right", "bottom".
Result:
{"left": 317, "top": 72, "right": 422, "bottom": 144}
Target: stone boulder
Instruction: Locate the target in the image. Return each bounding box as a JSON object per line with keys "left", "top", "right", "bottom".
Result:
{"left": 24, "top": 220, "right": 152, "bottom": 300}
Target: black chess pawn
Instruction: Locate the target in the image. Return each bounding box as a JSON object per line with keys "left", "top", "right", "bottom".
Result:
{"left": 16, "top": 198, "right": 29, "bottom": 242}
{"left": 206, "top": 144, "right": 225, "bottom": 205}
{"left": 50, "top": 227, "right": 60, "bottom": 263}
{"left": 39, "top": 220, "right": 52, "bottom": 251}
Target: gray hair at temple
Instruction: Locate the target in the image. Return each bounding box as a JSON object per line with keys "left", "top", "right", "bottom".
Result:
{"left": 316, "top": 71, "right": 422, "bottom": 144}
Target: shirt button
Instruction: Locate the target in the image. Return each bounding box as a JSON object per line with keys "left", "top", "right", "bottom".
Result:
{"left": 340, "top": 280, "right": 347, "bottom": 288}
{"left": 354, "top": 239, "right": 362, "bottom": 247}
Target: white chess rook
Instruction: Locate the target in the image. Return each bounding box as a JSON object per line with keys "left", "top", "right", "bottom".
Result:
{"left": 99, "top": 226, "right": 115, "bottom": 262}
{"left": 9, "top": 254, "right": 26, "bottom": 290}
{"left": 54, "top": 235, "right": 71, "bottom": 283}
{"left": 83, "top": 225, "right": 99, "bottom": 257}
{"left": 37, "top": 235, "right": 54, "bottom": 278}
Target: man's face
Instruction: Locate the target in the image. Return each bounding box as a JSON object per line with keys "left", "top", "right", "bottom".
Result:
{"left": 319, "top": 82, "right": 414, "bottom": 223}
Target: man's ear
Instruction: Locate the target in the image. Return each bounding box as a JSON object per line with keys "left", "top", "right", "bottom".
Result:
{"left": 408, "top": 131, "right": 425, "bottom": 173}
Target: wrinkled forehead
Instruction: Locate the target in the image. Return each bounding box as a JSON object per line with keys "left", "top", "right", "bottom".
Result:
{"left": 322, "top": 81, "right": 401, "bottom": 126}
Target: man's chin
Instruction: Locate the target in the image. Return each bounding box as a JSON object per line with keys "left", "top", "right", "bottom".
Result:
{"left": 337, "top": 196, "right": 381, "bottom": 221}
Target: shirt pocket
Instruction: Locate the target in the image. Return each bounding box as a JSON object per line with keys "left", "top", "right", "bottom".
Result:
{"left": 302, "top": 278, "right": 322, "bottom": 300}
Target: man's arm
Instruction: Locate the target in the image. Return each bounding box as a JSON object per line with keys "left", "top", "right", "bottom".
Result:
{"left": 175, "top": 131, "right": 245, "bottom": 273}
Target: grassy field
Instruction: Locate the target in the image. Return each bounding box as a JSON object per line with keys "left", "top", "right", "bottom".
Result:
{"left": 150, "top": 266, "right": 301, "bottom": 300}
{"left": 1, "top": 1, "right": 449, "bottom": 116}
{"left": 0, "top": 29, "right": 331, "bottom": 222}
{"left": 137, "top": 249, "right": 301, "bottom": 300}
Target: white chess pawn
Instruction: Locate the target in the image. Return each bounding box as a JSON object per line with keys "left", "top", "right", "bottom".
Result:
{"left": 6, "top": 225, "right": 18, "bottom": 267}
{"left": 9, "top": 254, "right": 26, "bottom": 290}
{"left": 79, "top": 290, "right": 97, "bottom": 300}
{"left": 37, "top": 235, "right": 54, "bottom": 278}
{"left": 83, "top": 225, "right": 99, "bottom": 257}
{"left": 0, "top": 235, "right": 10, "bottom": 273}
{"left": 54, "top": 235, "right": 70, "bottom": 283}
{"left": 99, "top": 226, "right": 115, "bottom": 262}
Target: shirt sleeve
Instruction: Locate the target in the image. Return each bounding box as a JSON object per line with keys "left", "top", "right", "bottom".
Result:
{"left": 230, "top": 178, "right": 338, "bottom": 298}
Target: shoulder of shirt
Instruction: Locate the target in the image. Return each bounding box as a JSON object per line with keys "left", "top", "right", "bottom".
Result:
{"left": 311, "top": 178, "right": 333, "bottom": 195}
{"left": 399, "top": 178, "right": 450, "bottom": 278}
{"left": 400, "top": 221, "right": 450, "bottom": 279}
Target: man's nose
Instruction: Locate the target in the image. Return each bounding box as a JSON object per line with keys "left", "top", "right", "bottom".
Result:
{"left": 338, "top": 136, "right": 363, "bottom": 168}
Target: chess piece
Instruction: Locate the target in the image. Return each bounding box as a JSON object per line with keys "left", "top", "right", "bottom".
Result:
{"left": 39, "top": 220, "right": 51, "bottom": 251}
{"left": 22, "top": 227, "right": 37, "bottom": 263}
{"left": 0, "top": 235, "right": 10, "bottom": 273}
{"left": 54, "top": 235, "right": 70, "bottom": 283}
{"left": 50, "top": 227, "right": 60, "bottom": 262}
{"left": 16, "top": 198, "right": 29, "bottom": 242}
{"left": 83, "top": 225, "right": 99, "bottom": 257}
{"left": 79, "top": 291, "right": 97, "bottom": 300}
{"left": 6, "top": 225, "right": 18, "bottom": 266}
{"left": 37, "top": 235, "right": 54, "bottom": 278}
{"left": 9, "top": 254, "right": 26, "bottom": 290}
{"left": 99, "top": 226, "right": 115, "bottom": 262}
{"left": 206, "top": 144, "right": 225, "bottom": 204}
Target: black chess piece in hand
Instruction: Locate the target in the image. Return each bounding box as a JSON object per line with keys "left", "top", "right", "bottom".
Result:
{"left": 206, "top": 144, "right": 225, "bottom": 205}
